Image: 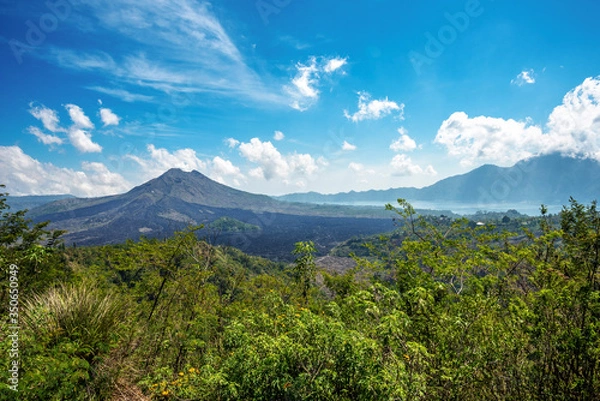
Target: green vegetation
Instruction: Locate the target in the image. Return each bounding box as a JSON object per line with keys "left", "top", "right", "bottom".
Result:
{"left": 1, "top": 191, "right": 600, "bottom": 400}
{"left": 207, "top": 217, "right": 261, "bottom": 233}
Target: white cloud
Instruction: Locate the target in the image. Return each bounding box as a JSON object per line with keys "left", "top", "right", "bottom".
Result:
{"left": 239, "top": 138, "right": 289, "bottom": 179}
{"left": 128, "top": 144, "right": 207, "bottom": 179}
{"left": 210, "top": 156, "right": 243, "bottom": 184}
{"left": 99, "top": 108, "right": 120, "bottom": 126}
{"left": 29, "top": 104, "right": 62, "bottom": 132}
{"left": 65, "top": 104, "right": 94, "bottom": 129}
{"left": 545, "top": 76, "right": 600, "bottom": 159}
{"left": 289, "top": 153, "right": 318, "bottom": 175}
{"left": 324, "top": 57, "right": 347, "bottom": 73}
{"left": 249, "top": 167, "right": 264, "bottom": 179}
{"left": 68, "top": 128, "right": 103, "bottom": 153}
{"left": 348, "top": 162, "right": 364, "bottom": 173}
{"left": 390, "top": 154, "right": 437, "bottom": 176}
{"left": 435, "top": 112, "right": 544, "bottom": 167}
{"left": 87, "top": 86, "right": 154, "bottom": 103}
{"left": 48, "top": 1, "right": 283, "bottom": 105}
{"left": 512, "top": 69, "right": 536, "bottom": 86}
{"left": 286, "top": 57, "right": 320, "bottom": 111}
{"left": 342, "top": 141, "right": 357, "bottom": 151}
{"left": 28, "top": 103, "right": 103, "bottom": 152}
{"left": 28, "top": 126, "right": 64, "bottom": 146}
{"left": 285, "top": 56, "right": 348, "bottom": 111}
{"left": 0, "top": 146, "right": 130, "bottom": 196}
{"left": 274, "top": 130, "right": 285, "bottom": 141}
{"left": 435, "top": 76, "right": 600, "bottom": 166}
{"left": 344, "top": 92, "right": 404, "bottom": 122}
{"left": 238, "top": 138, "right": 318, "bottom": 180}
{"left": 226, "top": 138, "right": 240, "bottom": 148}
{"left": 390, "top": 127, "right": 417, "bottom": 152}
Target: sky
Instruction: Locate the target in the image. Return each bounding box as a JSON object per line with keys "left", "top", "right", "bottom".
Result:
{"left": 0, "top": 0, "right": 599, "bottom": 197}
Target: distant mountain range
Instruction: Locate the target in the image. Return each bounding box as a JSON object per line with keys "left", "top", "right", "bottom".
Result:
{"left": 277, "top": 154, "right": 600, "bottom": 207}
{"left": 6, "top": 194, "right": 74, "bottom": 212}
{"left": 26, "top": 169, "right": 396, "bottom": 260}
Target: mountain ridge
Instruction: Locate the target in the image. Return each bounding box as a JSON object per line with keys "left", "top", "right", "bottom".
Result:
{"left": 277, "top": 154, "right": 600, "bottom": 206}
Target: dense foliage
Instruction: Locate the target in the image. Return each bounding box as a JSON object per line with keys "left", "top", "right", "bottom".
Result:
{"left": 1, "top": 191, "right": 600, "bottom": 400}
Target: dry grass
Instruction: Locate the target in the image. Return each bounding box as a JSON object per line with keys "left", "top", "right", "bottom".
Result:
{"left": 22, "top": 282, "right": 125, "bottom": 348}
{"left": 110, "top": 378, "right": 150, "bottom": 401}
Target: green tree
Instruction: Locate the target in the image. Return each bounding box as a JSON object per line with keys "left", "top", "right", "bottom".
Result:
{"left": 292, "top": 241, "right": 317, "bottom": 303}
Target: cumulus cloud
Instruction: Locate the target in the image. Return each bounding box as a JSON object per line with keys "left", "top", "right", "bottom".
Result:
{"left": 28, "top": 103, "right": 103, "bottom": 152}
{"left": 210, "top": 156, "right": 244, "bottom": 184}
{"left": 239, "top": 138, "right": 290, "bottom": 180}
{"left": 390, "top": 127, "right": 417, "bottom": 152}
{"left": 128, "top": 144, "right": 207, "bottom": 179}
{"left": 0, "top": 146, "right": 130, "bottom": 196}
{"left": 342, "top": 141, "right": 357, "bottom": 151}
{"left": 274, "top": 130, "right": 285, "bottom": 141}
{"left": 288, "top": 153, "right": 318, "bottom": 175}
{"left": 286, "top": 56, "right": 348, "bottom": 111}
{"left": 28, "top": 126, "right": 63, "bottom": 146}
{"left": 99, "top": 108, "right": 120, "bottom": 126}
{"left": 435, "top": 76, "right": 600, "bottom": 166}
{"left": 512, "top": 69, "right": 536, "bottom": 86}
{"left": 344, "top": 92, "right": 404, "bottom": 122}
{"left": 29, "top": 104, "right": 62, "bottom": 132}
{"left": 545, "top": 76, "right": 600, "bottom": 159}
{"left": 66, "top": 104, "right": 94, "bottom": 129}
{"left": 238, "top": 138, "right": 318, "bottom": 180}
{"left": 68, "top": 128, "right": 103, "bottom": 153}
{"left": 390, "top": 154, "right": 437, "bottom": 177}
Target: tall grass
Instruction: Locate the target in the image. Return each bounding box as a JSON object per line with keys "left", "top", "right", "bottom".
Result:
{"left": 23, "top": 282, "right": 126, "bottom": 356}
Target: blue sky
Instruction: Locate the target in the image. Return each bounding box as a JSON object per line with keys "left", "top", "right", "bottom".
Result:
{"left": 1, "top": 0, "right": 599, "bottom": 197}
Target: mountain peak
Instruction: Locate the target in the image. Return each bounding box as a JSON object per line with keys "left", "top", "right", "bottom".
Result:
{"left": 161, "top": 168, "right": 204, "bottom": 179}
{"left": 123, "top": 167, "right": 280, "bottom": 211}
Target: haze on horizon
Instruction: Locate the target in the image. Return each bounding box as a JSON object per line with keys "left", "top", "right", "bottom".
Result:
{"left": 1, "top": 0, "right": 599, "bottom": 198}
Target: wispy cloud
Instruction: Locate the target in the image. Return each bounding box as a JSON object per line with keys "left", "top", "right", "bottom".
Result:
{"left": 29, "top": 104, "right": 63, "bottom": 133}
{"left": 512, "top": 69, "right": 536, "bottom": 86}
{"left": 285, "top": 56, "right": 348, "bottom": 111}
{"left": 46, "top": 0, "right": 284, "bottom": 105}
{"left": 324, "top": 57, "right": 347, "bottom": 73}
{"left": 28, "top": 103, "right": 103, "bottom": 152}
{"left": 28, "top": 126, "right": 64, "bottom": 146}
{"left": 86, "top": 86, "right": 154, "bottom": 103}
{"left": 344, "top": 92, "right": 404, "bottom": 122}
{"left": 342, "top": 140, "right": 356, "bottom": 151}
